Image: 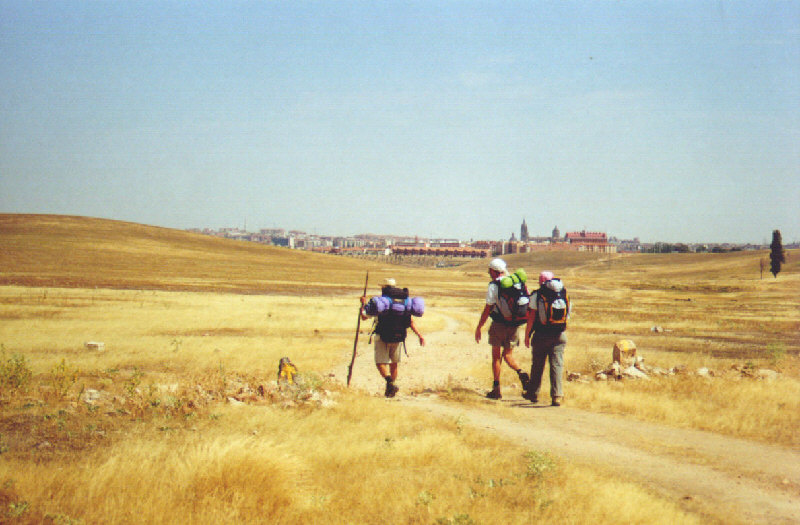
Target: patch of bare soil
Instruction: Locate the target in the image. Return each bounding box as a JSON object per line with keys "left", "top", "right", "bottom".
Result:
{"left": 337, "top": 313, "right": 800, "bottom": 525}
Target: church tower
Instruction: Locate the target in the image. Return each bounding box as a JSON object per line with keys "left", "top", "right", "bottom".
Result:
{"left": 552, "top": 226, "right": 560, "bottom": 240}
{"left": 521, "top": 219, "right": 529, "bottom": 242}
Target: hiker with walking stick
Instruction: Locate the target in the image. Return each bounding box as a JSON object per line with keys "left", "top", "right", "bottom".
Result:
{"left": 359, "top": 278, "right": 425, "bottom": 397}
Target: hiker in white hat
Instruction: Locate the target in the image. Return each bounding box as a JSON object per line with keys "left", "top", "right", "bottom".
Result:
{"left": 475, "top": 258, "right": 529, "bottom": 400}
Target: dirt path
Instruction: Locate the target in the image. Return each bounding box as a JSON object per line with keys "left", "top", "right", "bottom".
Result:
{"left": 337, "top": 312, "right": 800, "bottom": 524}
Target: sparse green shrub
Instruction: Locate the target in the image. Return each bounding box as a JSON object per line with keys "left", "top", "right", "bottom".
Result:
{"left": 45, "top": 513, "right": 84, "bottom": 525}
{"left": 416, "top": 490, "right": 435, "bottom": 506}
{"left": 295, "top": 371, "right": 322, "bottom": 391}
{"left": 125, "top": 368, "right": 144, "bottom": 397}
{"left": 525, "top": 450, "right": 555, "bottom": 479}
{"left": 0, "top": 346, "right": 33, "bottom": 393}
{"left": 6, "top": 499, "right": 30, "bottom": 518}
{"left": 216, "top": 361, "right": 227, "bottom": 393}
{"left": 50, "top": 358, "right": 78, "bottom": 399}
{"left": 436, "top": 514, "right": 477, "bottom": 525}
{"left": 767, "top": 342, "right": 786, "bottom": 367}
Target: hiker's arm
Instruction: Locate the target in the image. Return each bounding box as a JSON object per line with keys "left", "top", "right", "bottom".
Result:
{"left": 409, "top": 318, "right": 425, "bottom": 347}
{"left": 475, "top": 303, "right": 492, "bottom": 343}
{"left": 524, "top": 308, "right": 535, "bottom": 347}
{"left": 359, "top": 295, "right": 369, "bottom": 320}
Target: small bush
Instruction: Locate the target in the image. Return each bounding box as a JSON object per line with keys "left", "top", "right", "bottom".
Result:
{"left": 50, "top": 358, "right": 78, "bottom": 399}
{"left": 0, "top": 347, "right": 33, "bottom": 393}
{"left": 525, "top": 450, "right": 555, "bottom": 479}
{"left": 767, "top": 342, "right": 787, "bottom": 367}
{"left": 125, "top": 368, "right": 144, "bottom": 397}
{"left": 436, "top": 514, "right": 477, "bottom": 525}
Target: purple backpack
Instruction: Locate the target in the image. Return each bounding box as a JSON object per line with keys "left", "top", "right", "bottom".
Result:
{"left": 365, "top": 295, "right": 392, "bottom": 316}
{"left": 365, "top": 289, "right": 424, "bottom": 317}
{"left": 408, "top": 297, "right": 425, "bottom": 317}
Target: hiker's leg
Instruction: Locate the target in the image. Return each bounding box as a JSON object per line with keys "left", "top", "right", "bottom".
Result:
{"left": 374, "top": 337, "right": 392, "bottom": 379}
{"left": 491, "top": 345, "right": 503, "bottom": 381}
{"left": 487, "top": 322, "right": 504, "bottom": 373}
{"left": 387, "top": 343, "right": 402, "bottom": 381}
{"left": 502, "top": 345, "right": 520, "bottom": 371}
{"left": 529, "top": 336, "right": 547, "bottom": 396}
{"left": 549, "top": 333, "right": 567, "bottom": 399}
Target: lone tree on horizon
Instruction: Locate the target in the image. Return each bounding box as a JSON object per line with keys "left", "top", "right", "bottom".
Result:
{"left": 769, "top": 229, "right": 785, "bottom": 278}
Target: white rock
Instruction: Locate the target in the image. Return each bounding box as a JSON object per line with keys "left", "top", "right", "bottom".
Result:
{"left": 622, "top": 366, "right": 649, "bottom": 379}
{"left": 756, "top": 369, "right": 779, "bottom": 380}
{"left": 81, "top": 389, "right": 102, "bottom": 403}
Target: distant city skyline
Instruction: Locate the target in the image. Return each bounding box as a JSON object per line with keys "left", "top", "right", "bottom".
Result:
{"left": 192, "top": 220, "right": 785, "bottom": 248}
{"left": 2, "top": 2, "right": 798, "bottom": 244}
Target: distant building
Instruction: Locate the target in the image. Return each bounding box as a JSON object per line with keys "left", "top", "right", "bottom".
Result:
{"left": 565, "top": 230, "right": 616, "bottom": 253}
{"left": 389, "top": 245, "right": 489, "bottom": 258}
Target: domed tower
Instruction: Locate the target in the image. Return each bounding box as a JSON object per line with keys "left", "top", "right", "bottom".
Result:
{"left": 552, "top": 226, "right": 560, "bottom": 240}
{"left": 521, "top": 219, "right": 529, "bottom": 242}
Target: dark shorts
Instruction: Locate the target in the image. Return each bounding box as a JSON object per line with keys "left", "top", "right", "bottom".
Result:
{"left": 488, "top": 322, "right": 520, "bottom": 347}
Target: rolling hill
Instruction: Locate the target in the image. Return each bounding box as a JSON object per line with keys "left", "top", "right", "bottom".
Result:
{"left": 2, "top": 214, "right": 796, "bottom": 296}
{"left": 0, "top": 214, "right": 380, "bottom": 294}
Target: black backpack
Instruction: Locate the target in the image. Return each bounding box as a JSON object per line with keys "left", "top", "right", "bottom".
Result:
{"left": 374, "top": 286, "right": 413, "bottom": 343}
{"left": 535, "top": 278, "right": 569, "bottom": 332}
{"left": 489, "top": 272, "right": 530, "bottom": 326}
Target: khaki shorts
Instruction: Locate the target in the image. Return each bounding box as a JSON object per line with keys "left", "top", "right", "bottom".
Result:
{"left": 488, "top": 322, "right": 520, "bottom": 347}
{"left": 374, "top": 336, "right": 402, "bottom": 364}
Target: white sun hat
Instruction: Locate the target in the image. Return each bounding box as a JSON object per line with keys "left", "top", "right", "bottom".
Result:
{"left": 488, "top": 258, "right": 507, "bottom": 272}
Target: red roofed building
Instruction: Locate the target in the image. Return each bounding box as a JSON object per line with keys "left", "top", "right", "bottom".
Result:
{"left": 566, "top": 230, "right": 606, "bottom": 243}
{"left": 565, "top": 231, "right": 617, "bottom": 253}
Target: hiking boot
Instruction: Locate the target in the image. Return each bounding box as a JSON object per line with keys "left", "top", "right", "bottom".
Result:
{"left": 385, "top": 383, "right": 399, "bottom": 398}
{"left": 551, "top": 396, "right": 563, "bottom": 407}
{"left": 522, "top": 391, "right": 538, "bottom": 403}
{"left": 517, "top": 371, "right": 530, "bottom": 390}
{"left": 486, "top": 387, "right": 502, "bottom": 400}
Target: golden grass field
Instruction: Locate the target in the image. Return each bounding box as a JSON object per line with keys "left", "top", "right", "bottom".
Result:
{"left": 0, "top": 214, "right": 797, "bottom": 524}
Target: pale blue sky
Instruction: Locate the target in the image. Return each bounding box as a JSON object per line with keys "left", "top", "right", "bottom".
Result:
{"left": 1, "top": 1, "right": 798, "bottom": 243}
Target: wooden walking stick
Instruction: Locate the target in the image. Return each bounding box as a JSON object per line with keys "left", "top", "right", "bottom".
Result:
{"left": 347, "top": 271, "right": 369, "bottom": 387}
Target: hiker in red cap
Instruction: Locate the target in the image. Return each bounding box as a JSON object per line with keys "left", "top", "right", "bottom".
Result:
{"left": 475, "top": 258, "right": 530, "bottom": 400}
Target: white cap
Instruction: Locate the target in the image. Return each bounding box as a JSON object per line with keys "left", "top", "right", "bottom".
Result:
{"left": 489, "top": 258, "right": 507, "bottom": 272}
{"left": 383, "top": 278, "right": 396, "bottom": 287}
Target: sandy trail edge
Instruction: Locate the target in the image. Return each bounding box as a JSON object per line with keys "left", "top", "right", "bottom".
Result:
{"left": 336, "top": 311, "right": 800, "bottom": 524}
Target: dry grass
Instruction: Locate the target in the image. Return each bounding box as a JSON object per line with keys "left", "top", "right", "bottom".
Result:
{"left": 0, "top": 214, "right": 796, "bottom": 523}
{"left": 0, "top": 398, "right": 701, "bottom": 525}
{"left": 0, "top": 287, "right": 358, "bottom": 375}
